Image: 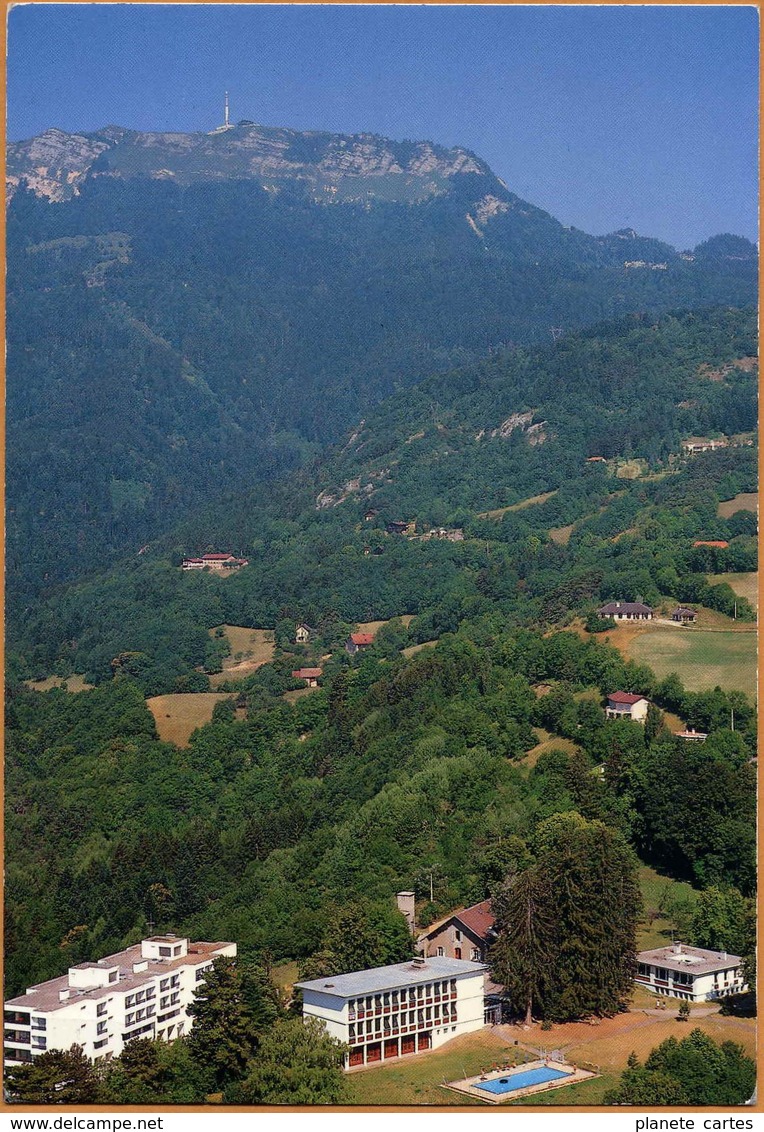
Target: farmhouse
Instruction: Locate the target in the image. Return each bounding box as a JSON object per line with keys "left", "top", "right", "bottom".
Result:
{"left": 671, "top": 606, "right": 697, "bottom": 623}
{"left": 346, "top": 632, "right": 375, "bottom": 655}
{"left": 635, "top": 942, "right": 746, "bottom": 1003}
{"left": 674, "top": 728, "right": 708, "bottom": 742}
{"left": 3, "top": 935, "right": 235, "bottom": 1067}
{"left": 605, "top": 692, "right": 650, "bottom": 722}
{"left": 181, "top": 553, "right": 248, "bottom": 571}
{"left": 295, "top": 956, "right": 487, "bottom": 1069}
{"left": 682, "top": 437, "right": 728, "bottom": 454}
{"left": 597, "top": 601, "right": 654, "bottom": 621}
{"left": 291, "top": 667, "right": 322, "bottom": 687}
{"left": 386, "top": 520, "right": 416, "bottom": 536}
{"left": 295, "top": 623, "right": 312, "bottom": 644}
{"left": 418, "top": 900, "right": 497, "bottom": 963}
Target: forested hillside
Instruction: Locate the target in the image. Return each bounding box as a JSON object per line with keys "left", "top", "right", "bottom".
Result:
{"left": 6, "top": 123, "right": 757, "bottom": 602}
{"left": 6, "top": 300, "right": 757, "bottom": 1004}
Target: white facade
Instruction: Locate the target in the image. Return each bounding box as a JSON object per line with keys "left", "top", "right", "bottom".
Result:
{"left": 296, "top": 956, "right": 486, "bottom": 1069}
{"left": 4, "top": 935, "right": 235, "bottom": 1067}
{"left": 635, "top": 943, "right": 747, "bottom": 1003}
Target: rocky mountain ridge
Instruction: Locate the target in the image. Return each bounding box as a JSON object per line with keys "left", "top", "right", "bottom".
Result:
{"left": 7, "top": 122, "right": 491, "bottom": 205}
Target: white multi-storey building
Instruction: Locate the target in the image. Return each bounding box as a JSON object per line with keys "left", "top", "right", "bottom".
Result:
{"left": 4, "top": 935, "right": 235, "bottom": 1067}
{"left": 635, "top": 942, "right": 747, "bottom": 1002}
{"left": 296, "top": 955, "right": 486, "bottom": 1069}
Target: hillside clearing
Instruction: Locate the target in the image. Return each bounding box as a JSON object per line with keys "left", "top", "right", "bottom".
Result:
{"left": 25, "top": 674, "right": 93, "bottom": 693}
{"left": 637, "top": 864, "right": 698, "bottom": 951}
{"left": 622, "top": 627, "right": 756, "bottom": 700}
{"left": 478, "top": 490, "right": 558, "bottom": 520}
{"left": 402, "top": 640, "right": 438, "bottom": 658}
{"left": 356, "top": 615, "right": 415, "bottom": 635}
{"left": 707, "top": 571, "right": 758, "bottom": 612}
{"left": 208, "top": 625, "right": 275, "bottom": 687}
{"left": 522, "top": 730, "right": 582, "bottom": 768}
{"left": 548, "top": 523, "right": 575, "bottom": 546}
{"left": 717, "top": 491, "right": 757, "bottom": 518}
{"left": 147, "top": 693, "right": 233, "bottom": 746}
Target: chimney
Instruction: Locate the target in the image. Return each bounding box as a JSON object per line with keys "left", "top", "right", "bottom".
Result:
{"left": 672, "top": 942, "right": 682, "bottom": 955}
{"left": 396, "top": 891, "right": 416, "bottom": 933}
{"left": 410, "top": 956, "right": 427, "bottom": 970}
{"left": 59, "top": 989, "right": 70, "bottom": 1001}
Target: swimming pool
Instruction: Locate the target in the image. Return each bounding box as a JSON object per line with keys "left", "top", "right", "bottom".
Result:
{"left": 475, "top": 1066, "right": 572, "bottom": 1094}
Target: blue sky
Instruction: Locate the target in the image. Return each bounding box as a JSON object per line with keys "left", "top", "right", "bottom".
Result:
{"left": 7, "top": 4, "right": 759, "bottom": 249}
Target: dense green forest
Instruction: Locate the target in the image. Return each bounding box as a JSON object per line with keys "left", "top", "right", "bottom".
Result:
{"left": 4, "top": 292, "right": 757, "bottom": 1095}
{"left": 7, "top": 139, "right": 757, "bottom": 603}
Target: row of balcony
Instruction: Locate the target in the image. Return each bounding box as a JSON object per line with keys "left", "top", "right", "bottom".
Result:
{"left": 350, "top": 993, "right": 456, "bottom": 1020}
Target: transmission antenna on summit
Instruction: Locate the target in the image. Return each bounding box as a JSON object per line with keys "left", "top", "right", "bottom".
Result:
{"left": 225, "top": 91, "right": 230, "bottom": 128}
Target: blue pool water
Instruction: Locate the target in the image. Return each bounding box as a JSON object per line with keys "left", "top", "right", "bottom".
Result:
{"left": 475, "top": 1066, "right": 572, "bottom": 1094}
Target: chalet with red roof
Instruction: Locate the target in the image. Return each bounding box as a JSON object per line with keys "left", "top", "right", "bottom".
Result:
{"left": 417, "top": 900, "right": 497, "bottom": 964}
{"left": 606, "top": 691, "right": 650, "bottom": 722}
{"left": 346, "top": 632, "right": 375, "bottom": 656}
{"left": 291, "top": 667, "right": 323, "bottom": 688}
{"left": 597, "top": 601, "right": 653, "bottom": 621}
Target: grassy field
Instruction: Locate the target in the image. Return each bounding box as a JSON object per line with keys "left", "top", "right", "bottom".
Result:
{"left": 522, "top": 730, "right": 582, "bottom": 769}
{"left": 25, "top": 674, "right": 93, "bottom": 693}
{"left": 282, "top": 687, "right": 316, "bottom": 704}
{"left": 401, "top": 640, "right": 438, "bottom": 658}
{"left": 146, "top": 693, "right": 233, "bottom": 746}
{"left": 346, "top": 1007, "right": 754, "bottom": 1107}
{"left": 707, "top": 571, "right": 758, "bottom": 612}
{"left": 478, "top": 490, "right": 557, "bottom": 520}
{"left": 208, "top": 625, "right": 275, "bottom": 687}
{"left": 717, "top": 491, "right": 758, "bottom": 518}
{"left": 625, "top": 627, "right": 756, "bottom": 699}
{"left": 636, "top": 864, "right": 698, "bottom": 951}
{"left": 548, "top": 523, "right": 574, "bottom": 546}
{"left": 356, "top": 615, "right": 415, "bottom": 636}
{"left": 347, "top": 1029, "right": 513, "bottom": 1106}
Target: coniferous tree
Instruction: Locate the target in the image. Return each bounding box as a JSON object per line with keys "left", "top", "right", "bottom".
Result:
{"left": 5, "top": 1046, "right": 101, "bottom": 1104}
{"left": 490, "top": 866, "right": 554, "bottom": 1025}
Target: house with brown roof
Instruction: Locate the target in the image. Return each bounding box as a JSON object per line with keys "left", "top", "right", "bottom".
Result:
{"left": 671, "top": 606, "right": 697, "bottom": 623}
{"left": 346, "top": 632, "right": 375, "bottom": 655}
{"left": 605, "top": 692, "right": 650, "bottom": 722}
{"left": 292, "top": 667, "right": 323, "bottom": 688}
{"left": 635, "top": 942, "right": 746, "bottom": 1002}
{"left": 417, "top": 900, "right": 497, "bottom": 964}
{"left": 597, "top": 601, "right": 653, "bottom": 621}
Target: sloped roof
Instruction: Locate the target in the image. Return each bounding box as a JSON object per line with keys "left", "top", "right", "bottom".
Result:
{"left": 350, "top": 633, "right": 375, "bottom": 645}
{"left": 598, "top": 601, "right": 653, "bottom": 615}
{"left": 608, "top": 691, "right": 648, "bottom": 705}
{"left": 292, "top": 668, "right": 323, "bottom": 679}
{"left": 455, "top": 900, "right": 495, "bottom": 942}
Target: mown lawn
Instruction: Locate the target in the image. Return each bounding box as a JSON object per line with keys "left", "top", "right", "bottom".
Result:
{"left": 626, "top": 627, "right": 756, "bottom": 700}
{"left": 346, "top": 1029, "right": 518, "bottom": 1106}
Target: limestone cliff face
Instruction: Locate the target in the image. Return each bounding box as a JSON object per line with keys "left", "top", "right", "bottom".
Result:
{"left": 7, "top": 122, "right": 493, "bottom": 206}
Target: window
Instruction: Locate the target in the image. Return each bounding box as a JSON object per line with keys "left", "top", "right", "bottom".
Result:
{"left": 31, "top": 1036, "right": 46, "bottom": 1050}
{"left": 108, "top": 971, "right": 118, "bottom": 983}
{"left": 125, "top": 1013, "right": 135, "bottom": 1026}
{"left": 4, "top": 1011, "right": 30, "bottom": 1027}
{"left": 454, "top": 930, "right": 461, "bottom": 942}
{"left": 170, "top": 975, "right": 180, "bottom": 988}
{"left": 160, "top": 979, "right": 170, "bottom": 992}
{"left": 31, "top": 1017, "right": 47, "bottom": 1030}
{"left": 454, "top": 948, "right": 462, "bottom": 960}
{"left": 436, "top": 947, "right": 444, "bottom": 957}
{"left": 173, "top": 945, "right": 182, "bottom": 956}
{"left": 96, "top": 1003, "right": 107, "bottom": 1017}
{"left": 96, "top": 1021, "right": 108, "bottom": 1035}
{"left": 471, "top": 948, "right": 481, "bottom": 962}
{"left": 159, "top": 947, "right": 172, "bottom": 957}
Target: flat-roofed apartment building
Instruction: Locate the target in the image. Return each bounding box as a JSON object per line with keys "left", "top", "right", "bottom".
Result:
{"left": 635, "top": 942, "right": 747, "bottom": 1003}
{"left": 296, "top": 955, "right": 486, "bottom": 1069}
{"left": 4, "top": 935, "right": 235, "bottom": 1067}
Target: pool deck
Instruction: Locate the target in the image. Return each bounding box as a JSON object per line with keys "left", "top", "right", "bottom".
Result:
{"left": 444, "top": 1058, "right": 598, "bottom": 1104}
